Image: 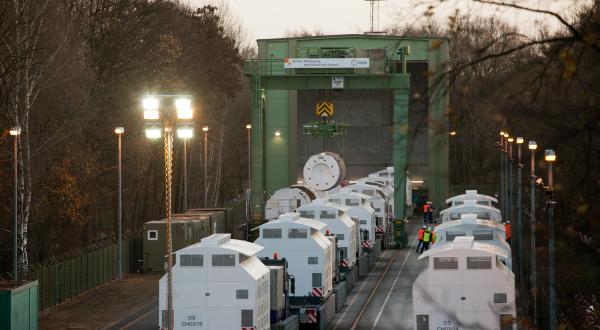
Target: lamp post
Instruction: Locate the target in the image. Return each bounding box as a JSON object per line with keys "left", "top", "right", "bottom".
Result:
{"left": 528, "top": 140, "right": 538, "bottom": 326}
{"left": 175, "top": 99, "right": 193, "bottom": 212}
{"left": 516, "top": 136, "right": 524, "bottom": 283}
{"left": 10, "top": 126, "right": 20, "bottom": 282}
{"left": 508, "top": 137, "right": 514, "bottom": 224}
{"left": 114, "top": 127, "right": 124, "bottom": 281}
{"left": 142, "top": 95, "right": 193, "bottom": 330}
{"left": 202, "top": 125, "right": 209, "bottom": 208}
{"left": 544, "top": 149, "right": 557, "bottom": 330}
{"left": 246, "top": 124, "right": 251, "bottom": 241}
{"left": 499, "top": 131, "right": 505, "bottom": 213}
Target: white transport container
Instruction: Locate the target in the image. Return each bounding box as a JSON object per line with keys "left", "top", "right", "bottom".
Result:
{"left": 446, "top": 190, "right": 499, "bottom": 208}
{"left": 432, "top": 214, "right": 512, "bottom": 270}
{"left": 265, "top": 185, "right": 316, "bottom": 221}
{"left": 254, "top": 213, "right": 334, "bottom": 299}
{"left": 326, "top": 191, "right": 376, "bottom": 244}
{"left": 413, "top": 236, "right": 516, "bottom": 330}
{"left": 341, "top": 183, "right": 390, "bottom": 234}
{"left": 158, "top": 234, "right": 270, "bottom": 330}
{"left": 296, "top": 200, "right": 358, "bottom": 267}
{"left": 440, "top": 200, "right": 503, "bottom": 224}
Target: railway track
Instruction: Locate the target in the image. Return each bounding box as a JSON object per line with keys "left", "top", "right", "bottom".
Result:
{"left": 332, "top": 218, "right": 422, "bottom": 330}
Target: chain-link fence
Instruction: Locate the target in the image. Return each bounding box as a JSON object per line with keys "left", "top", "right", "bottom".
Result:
{"left": 0, "top": 233, "right": 142, "bottom": 311}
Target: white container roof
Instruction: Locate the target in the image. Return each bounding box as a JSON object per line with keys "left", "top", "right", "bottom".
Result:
{"left": 434, "top": 214, "right": 505, "bottom": 233}
{"left": 327, "top": 191, "right": 371, "bottom": 204}
{"left": 259, "top": 212, "right": 328, "bottom": 231}
{"left": 341, "top": 183, "right": 387, "bottom": 200}
{"left": 180, "top": 233, "right": 264, "bottom": 257}
{"left": 446, "top": 190, "right": 498, "bottom": 204}
{"left": 296, "top": 202, "right": 355, "bottom": 229}
{"left": 439, "top": 201, "right": 500, "bottom": 216}
{"left": 418, "top": 236, "right": 509, "bottom": 260}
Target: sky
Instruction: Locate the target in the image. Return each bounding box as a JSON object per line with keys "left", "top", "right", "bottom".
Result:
{"left": 187, "top": 0, "right": 590, "bottom": 43}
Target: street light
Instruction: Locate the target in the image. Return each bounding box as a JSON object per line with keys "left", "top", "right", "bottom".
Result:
{"left": 449, "top": 131, "right": 457, "bottom": 136}
{"left": 499, "top": 132, "right": 505, "bottom": 213}
{"left": 516, "top": 136, "right": 524, "bottom": 284}
{"left": 528, "top": 140, "right": 538, "bottom": 326}
{"left": 202, "top": 126, "right": 209, "bottom": 208}
{"left": 141, "top": 95, "right": 193, "bottom": 330}
{"left": 274, "top": 130, "right": 281, "bottom": 137}
{"left": 177, "top": 125, "right": 193, "bottom": 211}
{"left": 9, "top": 126, "right": 20, "bottom": 282}
{"left": 114, "top": 127, "right": 124, "bottom": 281}
{"left": 544, "top": 149, "right": 557, "bottom": 330}
{"left": 246, "top": 124, "right": 251, "bottom": 241}
{"left": 507, "top": 137, "right": 514, "bottom": 224}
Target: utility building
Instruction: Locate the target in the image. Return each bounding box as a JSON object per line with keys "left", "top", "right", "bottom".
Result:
{"left": 158, "top": 234, "right": 270, "bottom": 330}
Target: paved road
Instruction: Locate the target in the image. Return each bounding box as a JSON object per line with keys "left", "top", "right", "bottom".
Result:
{"left": 331, "top": 218, "right": 426, "bottom": 330}
{"left": 104, "top": 218, "right": 427, "bottom": 330}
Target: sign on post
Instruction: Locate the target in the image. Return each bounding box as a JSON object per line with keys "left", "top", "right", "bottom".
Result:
{"left": 332, "top": 77, "right": 344, "bottom": 89}
{"left": 315, "top": 101, "right": 334, "bottom": 117}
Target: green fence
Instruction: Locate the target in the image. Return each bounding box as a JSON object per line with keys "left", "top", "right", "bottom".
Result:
{"left": 0, "top": 234, "right": 142, "bottom": 311}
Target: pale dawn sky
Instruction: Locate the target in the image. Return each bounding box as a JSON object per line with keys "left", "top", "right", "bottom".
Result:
{"left": 187, "top": 0, "right": 590, "bottom": 42}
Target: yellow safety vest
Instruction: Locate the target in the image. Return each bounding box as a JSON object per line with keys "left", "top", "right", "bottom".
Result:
{"left": 423, "top": 231, "right": 431, "bottom": 242}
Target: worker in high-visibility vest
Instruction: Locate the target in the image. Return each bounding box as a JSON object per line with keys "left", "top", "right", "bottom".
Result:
{"left": 505, "top": 221, "right": 511, "bottom": 244}
{"left": 423, "top": 201, "right": 435, "bottom": 224}
{"left": 419, "top": 227, "right": 432, "bottom": 254}
{"left": 416, "top": 225, "right": 426, "bottom": 253}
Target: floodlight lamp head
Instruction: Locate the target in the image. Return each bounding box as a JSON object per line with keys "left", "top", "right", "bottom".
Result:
{"left": 177, "top": 126, "right": 194, "bottom": 139}
{"left": 145, "top": 125, "right": 162, "bottom": 139}
{"left": 202, "top": 126, "right": 209, "bottom": 132}
{"left": 114, "top": 127, "right": 125, "bottom": 134}
{"left": 142, "top": 96, "right": 159, "bottom": 110}
{"left": 508, "top": 137, "right": 514, "bottom": 143}
{"left": 528, "top": 141, "right": 537, "bottom": 150}
{"left": 544, "top": 149, "right": 556, "bottom": 162}
{"left": 246, "top": 124, "right": 251, "bottom": 130}
{"left": 9, "top": 126, "right": 21, "bottom": 136}
{"left": 516, "top": 137, "right": 524, "bottom": 144}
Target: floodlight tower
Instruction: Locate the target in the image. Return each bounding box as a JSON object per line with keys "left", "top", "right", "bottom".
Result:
{"left": 141, "top": 95, "right": 194, "bottom": 330}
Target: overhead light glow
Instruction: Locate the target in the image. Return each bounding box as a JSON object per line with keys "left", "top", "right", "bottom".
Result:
{"left": 516, "top": 137, "right": 524, "bottom": 144}
{"left": 274, "top": 130, "right": 281, "bottom": 137}
{"left": 411, "top": 180, "right": 424, "bottom": 184}
{"left": 508, "top": 137, "right": 514, "bottom": 143}
{"left": 246, "top": 124, "right": 251, "bottom": 130}
{"left": 544, "top": 149, "right": 556, "bottom": 162}
{"left": 449, "top": 131, "right": 457, "bottom": 136}
{"left": 145, "top": 126, "right": 162, "bottom": 139}
{"left": 528, "top": 141, "right": 537, "bottom": 150}
{"left": 175, "top": 98, "right": 191, "bottom": 110}
{"left": 114, "top": 127, "right": 125, "bottom": 134}
{"left": 144, "top": 110, "right": 160, "bottom": 120}
{"left": 9, "top": 126, "right": 21, "bottom": 136}
{"left": 202, "top": 126, "right": 209, "bottom": 132}
{"left": 500, "top": 131, "right": 505, "bottom": 136}
{"left": 177, "top": 108, "right": 193, "bottom": 120}
{"left": 142, "top": 97, "right": 159, "bottom": 110}
{"left": 177, "top": 126, "right": 194, "bottom": 139}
